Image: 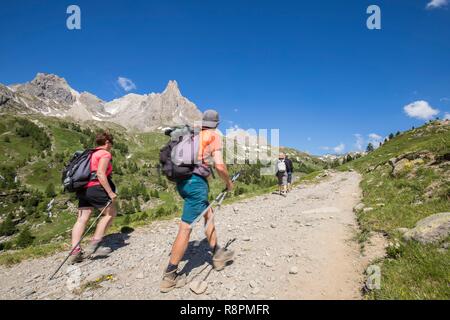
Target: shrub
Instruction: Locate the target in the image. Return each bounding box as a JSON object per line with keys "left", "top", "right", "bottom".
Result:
{"left": 16, "top": 226, "right": 34, "bottom": 248}
{"left": 15, "top": 118, "right": 51, "bottom": 151}
{"left": 45, "top": 183, "right": 56, "bottom": 197}
{"left": 0, "top": 214, "right": 16, "bottom": 236}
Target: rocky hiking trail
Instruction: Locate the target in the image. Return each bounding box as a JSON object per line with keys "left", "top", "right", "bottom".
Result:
{"left": 0, "top": 171, "right": 386, "bottom": 300}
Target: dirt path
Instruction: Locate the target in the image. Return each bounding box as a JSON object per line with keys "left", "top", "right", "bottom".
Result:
{"left": 0, "top": 171, "right": 379, "bottom": 300}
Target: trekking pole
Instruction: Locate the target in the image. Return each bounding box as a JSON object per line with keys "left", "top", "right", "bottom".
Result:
{"left": 49, "top": 200, "right": 113, "bottom": 280}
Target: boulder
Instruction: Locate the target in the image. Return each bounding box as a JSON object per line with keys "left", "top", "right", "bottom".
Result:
{"left": 403, "top": 212, "right": 450, "bottom": 244}
{"left": 392, "top": 158, "right": 411, "bottom": 177}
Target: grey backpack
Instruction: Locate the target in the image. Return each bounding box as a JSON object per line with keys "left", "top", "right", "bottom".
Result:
{"left": 159, "top": 126, "right": 210, "bottom": 182}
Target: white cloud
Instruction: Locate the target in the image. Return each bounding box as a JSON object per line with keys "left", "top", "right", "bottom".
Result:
{"left": 368, "top": 133, "right": 383, "bottom": 148}
{"left": 333, "top": 143, "right": 345, "bottom": 154}
{"left": 404, "top": 100, "right": 439, "bottom": 120}
{"left": 307, "top": 137, "right": 312, "bottom": 141}
{"left": 233, "top": 108, "right": 239, "bottom": 113}
{"left": 320, "top": 146, "right": 330, "bottom": 151}
{"left": 354, "top": 134, "right": 364, "bottom": 151}
{"left": 426, "top": 0, "right": 448, "bottom": 9}
{"left": 440, "top": 97, "right": 450, "bottom": 102}
{"left": 117, "top": 77, "right": 136, "bottom": 92}
{"left": 444, "top": 112, "right": 450, "bottom": 120}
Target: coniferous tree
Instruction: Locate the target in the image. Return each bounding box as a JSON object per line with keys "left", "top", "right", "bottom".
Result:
{"left": 0, "top": 214, "right": 16, "bottom": 236}
{"left": 366, "top": 143, "right": 375, "bottom": 153}
{"left": 16, "top": 226, "right": 34, "bottom": 248}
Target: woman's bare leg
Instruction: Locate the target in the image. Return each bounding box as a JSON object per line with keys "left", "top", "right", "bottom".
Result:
{"left": 71, "top": 208, "right": 93, "bottom": 248}
{"left": 93, "top": 203, "right": 117, "bottom": 240}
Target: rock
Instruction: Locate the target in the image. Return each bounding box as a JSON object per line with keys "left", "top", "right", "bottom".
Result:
{"left": 135, "top": 272, "right": 145, "bottom": 279}
{"left": 249, "top": 280, "right": 257, "bottom": 288}
{"left": 233, "top": 207, "right": 239, "bottom": 214}
{"left": 85, "top": 268, "right": 115, "bottom": 283}
{"left": 395, "top": 228, "right": 409, "bottom": 234}
{"left": 289, "top": 267, "right": 298, "bottom": 274}
{"left": 242, "top": 236, "right": 251, "bottom": 241}
{"left": 353, "top": 203, "right": 365, "bottom": 213}
{"left": 403, "top": 213, "right": 450, "bottom": 244}
{"left": 264, "top": 261, "right": 274, "bottom": 267}
{"left": 392, "top": 158, "right": 412, "bottom": 177}
{"left": 22, "top": 289, "right": 36, "bottom": 297}
{"left": 363, "top": 207, "right": 374, "bottom": 213}
{"left": 270, "top": 223, "right": 276, "bottom": 228}
{"left": 388, "top": 157, "right": 397, "bottom": 167}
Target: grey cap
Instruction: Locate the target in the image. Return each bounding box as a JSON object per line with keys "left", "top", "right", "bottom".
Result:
{"left": 202, "top": 109, "right": 220, "bottom": 128}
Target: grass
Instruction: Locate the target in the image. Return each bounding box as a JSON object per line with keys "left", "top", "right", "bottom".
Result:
{"left": 0, "top": 242, "right": 65, "bottom": 266}
{"left": 341, "top": 121, "right": 450, "bottom": 300}
{"left": 366, "top": 238, "right": 450, "bottom": 300}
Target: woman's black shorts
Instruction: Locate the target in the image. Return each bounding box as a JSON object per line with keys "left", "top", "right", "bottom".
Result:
{"left": 76, "top": 182, "right": 116, "bottom": 209}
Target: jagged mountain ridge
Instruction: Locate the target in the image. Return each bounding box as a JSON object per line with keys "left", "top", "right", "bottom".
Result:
{"left": 0, "top": 73, "right": 202, "bottom": 132}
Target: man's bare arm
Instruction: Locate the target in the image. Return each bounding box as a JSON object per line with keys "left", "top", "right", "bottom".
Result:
{"left": 213, "top": 150, "right": 233, "bottom": 191}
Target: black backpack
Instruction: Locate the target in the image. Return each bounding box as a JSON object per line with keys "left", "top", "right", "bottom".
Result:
{"left": 62, "top": 149, "right": 97, "bottom": 192}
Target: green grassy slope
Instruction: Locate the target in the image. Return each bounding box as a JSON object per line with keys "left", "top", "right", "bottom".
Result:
{"left": 341, "top": 120, "right": 450, "bottom": 299}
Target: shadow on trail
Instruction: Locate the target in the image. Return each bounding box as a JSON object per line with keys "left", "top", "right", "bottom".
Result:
{"left": 178, "top": 238, "right": 236, "bottom": 282}
{"left": 102, "top": 230, "right": 133, "bottom": 251}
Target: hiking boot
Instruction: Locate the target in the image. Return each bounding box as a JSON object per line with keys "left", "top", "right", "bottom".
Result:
{"left": 212, "top": 247, "right": 234, "bottom": 271}
{"left": 160, "top": 270, "right": 187, "bottom": 293}
{"left": 82, "top": 241, "right": 112, "bottom": 259}
{"left": 68, "top": 250, "right": 84, "bottom": 265}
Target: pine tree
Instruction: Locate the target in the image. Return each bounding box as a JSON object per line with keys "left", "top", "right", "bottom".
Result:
{"left": 0, "top": 214, "right": 16, "bottom": 236}
{"left": 396, "top": 131, "right": 401, "bottom": 136}
{"left": 389, "top": 133, "right": 394, "bottom": 140}
{"left": 366, "top": 143, "right": 374, "bottom": 153}
{"left": 16, "top": 226, "right": 34, "bottom": 248}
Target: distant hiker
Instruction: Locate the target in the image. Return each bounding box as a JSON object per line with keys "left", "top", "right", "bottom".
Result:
{"left": 285, "top": 155, "right": 294, "bottom": 192}
{"left": 275, "top": 152, "right": 288, "bottom": 196}
{"left": 68, "top": 132, "right": 117, "bottom": 264}
{"left": 160, "top": 109, "right": 234, "bottom": 293}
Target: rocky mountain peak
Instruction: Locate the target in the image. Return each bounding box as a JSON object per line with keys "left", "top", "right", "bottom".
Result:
{"left": 162, "top": 80, "right": 181, "bottom": 97}
{"left": 0, "top": 74, "right": 203, "bottom": 132}
{"left": 17, "top": 73, "right": 75, "bottom": 105}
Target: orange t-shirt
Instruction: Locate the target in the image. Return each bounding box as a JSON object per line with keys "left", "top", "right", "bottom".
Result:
{"left": 86, "top": 149, "right": 113, "bottom": 188}
{"left": 198, "top": 129, "right": 223, "bottom": 166}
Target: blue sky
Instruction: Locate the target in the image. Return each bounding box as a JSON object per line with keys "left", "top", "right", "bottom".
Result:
{"left": 1, "top": 0, "right": 449, "bottom": 155}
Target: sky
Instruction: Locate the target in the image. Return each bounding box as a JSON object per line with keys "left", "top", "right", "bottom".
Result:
{"left": 1, "top": 0, "right": 449, "bottom": 155}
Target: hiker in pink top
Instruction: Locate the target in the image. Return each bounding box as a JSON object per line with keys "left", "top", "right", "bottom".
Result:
{"left": 69, "top": 132, "right": 118, "bottom": 264}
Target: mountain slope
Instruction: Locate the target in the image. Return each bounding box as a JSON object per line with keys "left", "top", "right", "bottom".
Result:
{"left": 340, "top": 119, "right": 450, "bottom": 299}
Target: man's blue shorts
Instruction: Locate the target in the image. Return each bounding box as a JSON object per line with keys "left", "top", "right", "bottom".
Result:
{"left": 176, "top": 174, "right": 210, "bottom": 224}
